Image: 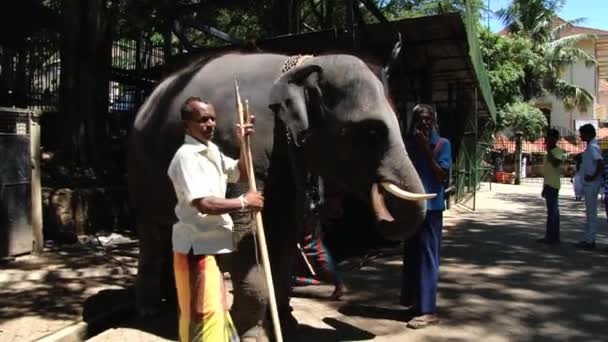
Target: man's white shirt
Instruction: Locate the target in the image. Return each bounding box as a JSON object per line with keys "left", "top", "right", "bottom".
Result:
{"left": 582, "top": 138, "right": 603, "bottom": 185}
{"left": 167, "top": 135, "right": 240, "bottom": 255}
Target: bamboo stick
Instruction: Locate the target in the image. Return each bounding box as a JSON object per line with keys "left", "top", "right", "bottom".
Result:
{"left": 234, "top": 80, "right": 283, "bottom": 342}
{"left": 297, "top": 242, "right": 317, "bottom": 277}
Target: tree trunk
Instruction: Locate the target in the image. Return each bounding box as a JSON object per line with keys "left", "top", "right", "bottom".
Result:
{"left": 291, "top": 0, "right": 302, "bottom": 34}
{"left": 324, "top": 0, "right": 335, "bottom": 29}
{"left": 60, "top": 0, "right": 112, "bottom": 177}
{"left": 162, "top": 19, "right": 173, "bottom": 65}
{"left": 270, "top": 0, "right": 292, "bottom": 35}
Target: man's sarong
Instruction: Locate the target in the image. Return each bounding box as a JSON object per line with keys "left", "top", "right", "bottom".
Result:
{"left": 173, "top": 253, "right": 239, "bottom": 342}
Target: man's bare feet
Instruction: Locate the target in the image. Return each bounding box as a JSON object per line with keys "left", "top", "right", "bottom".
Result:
{"left": 331, "top": 284, "right": 347, "bottom": 300}
{"left": 406, "top": 314, "right": 439, "bottom": 329}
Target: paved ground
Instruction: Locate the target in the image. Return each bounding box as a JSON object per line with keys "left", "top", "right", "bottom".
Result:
{"left": 0, "top": 240, "right": 138, "bottom": 342}
{"left": 3, "top": 182, "right": 608, "bottom": 341}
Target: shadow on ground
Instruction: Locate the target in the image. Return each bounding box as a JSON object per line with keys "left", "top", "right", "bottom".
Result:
{"left": 7, "top": 184, "right": 608, "bottom": 341}
{"left": 0, "top": 243, "right": 137, "bottom": 321}
{"left": 80, "top": 185, "right": 608, "bottom": 341}
{"left": 329, "top": 184, "right": 608, "bottom": 341}
{"left": 0, "top": 242, "right": 137, "bottom": 341}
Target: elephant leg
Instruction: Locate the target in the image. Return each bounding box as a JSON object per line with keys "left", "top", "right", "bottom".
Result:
{"left": 267, "top": 217, "right": 300, "bottom": 340}
{"left": 135, "top": 222, "right": 174, "bottom": 315}
{"left": 229, "top": 228, "right": 269, "bottom": 339}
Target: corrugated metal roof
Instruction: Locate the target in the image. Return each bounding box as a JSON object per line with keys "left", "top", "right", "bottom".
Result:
{"left": 553, "top": 17, "right": 608, "bottom": 37}
{"left": 262, "top": 12, "right": 498, "bottom": 120}
{"left": 167, "top": 12, "right": 497, "bottom": 121}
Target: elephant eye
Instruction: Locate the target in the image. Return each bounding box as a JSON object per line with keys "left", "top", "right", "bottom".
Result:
{"left": 357, "top": 120, "right": 387, "bottom": 147}
{"left": 321, "top": 83, "right": 343, "bottom": 109}
{"left": 269, "top": 103, "right": 281, "bottom": 113}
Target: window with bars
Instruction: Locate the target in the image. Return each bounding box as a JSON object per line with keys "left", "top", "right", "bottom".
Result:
{"left": 0, "top": 111, "right": 30, "bottom": 135}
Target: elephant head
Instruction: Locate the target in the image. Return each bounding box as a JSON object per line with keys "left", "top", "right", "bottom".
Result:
{"left": 269, "top": 54, "right": 432, "bottom": 240}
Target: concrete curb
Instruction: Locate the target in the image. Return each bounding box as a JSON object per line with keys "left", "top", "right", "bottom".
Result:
{"left": 35, "top": 322, "right": 88, "bottom": 342}
{"left": 35, "top": 301, "right": 134, "bottom": 342}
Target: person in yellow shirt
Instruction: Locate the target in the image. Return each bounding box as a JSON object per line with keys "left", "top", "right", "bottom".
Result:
{"left": 537, "top": 129, "right": 565, "bottom": 244}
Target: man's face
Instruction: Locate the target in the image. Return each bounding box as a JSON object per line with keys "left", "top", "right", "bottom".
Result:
{"left": 415, "top": 111, "right": 435, "bottom": 136}
{"left": 579, "top": 130, "right": 590, "bottom": 142}
{"left": 185, "top": 101, "right": 216, "bottom": 143}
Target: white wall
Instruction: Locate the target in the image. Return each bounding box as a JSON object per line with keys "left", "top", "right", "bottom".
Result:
{"left": 545, "top": 40, "right": 598, "bottom": 134}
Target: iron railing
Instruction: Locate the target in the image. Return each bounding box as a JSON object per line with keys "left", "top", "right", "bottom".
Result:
{"left": 489, "top": 135, "right": 596, "bottom": 184}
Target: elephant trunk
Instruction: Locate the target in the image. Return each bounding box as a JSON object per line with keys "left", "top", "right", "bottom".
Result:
{"left": 373, "top": 143, "right": 428, "bottom": 241}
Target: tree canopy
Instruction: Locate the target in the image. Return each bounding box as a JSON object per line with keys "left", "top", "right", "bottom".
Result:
{"left": 479, "top": 28, "right": 543, "bottom": 110}
{"left": 35, "top": 0, "right": 600, "bottom": 171}
{"left": 477, "top": 0, "right": 600, "bottom": 138}
{"left": 496, "top": 0, "right": 596, "bottom": 112}
{"left": 499, "top": 101, "right": 548, "bottom": 141}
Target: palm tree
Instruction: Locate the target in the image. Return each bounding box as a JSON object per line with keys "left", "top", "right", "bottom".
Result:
{"left": 497, "top": 0, "right": 596, "bottom": 111}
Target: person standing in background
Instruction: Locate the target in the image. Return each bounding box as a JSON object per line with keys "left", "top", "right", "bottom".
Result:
{"left": 576, "top": 124, "right": 603, "bottom": 250}
{"left": 537, "top": 129, "right": 565, "bottom": 245}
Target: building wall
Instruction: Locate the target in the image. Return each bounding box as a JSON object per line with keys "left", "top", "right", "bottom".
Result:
{"left": 598, "top": 92, "right": 608, "bottom": 121}
{"left": 600, "top": 92, "right": 608, "bottom": 107}
{"left": 545, "top": 39, "right": 598, "bottom": 135}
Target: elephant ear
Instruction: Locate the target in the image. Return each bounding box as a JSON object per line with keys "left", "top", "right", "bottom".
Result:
{"left": 269, "top": 64, "right": 324, "bottom": 147}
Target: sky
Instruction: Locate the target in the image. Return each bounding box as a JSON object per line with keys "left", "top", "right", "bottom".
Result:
{"left": 486, "top": 0, "right": 608, "bottom": 33}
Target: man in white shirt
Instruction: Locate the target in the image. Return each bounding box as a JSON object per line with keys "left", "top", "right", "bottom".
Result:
{"left": 576, "top": 124, "right": 603, "bottom": 250}
{"left": 168, "top": 96, "right": 263, "bottom": 341}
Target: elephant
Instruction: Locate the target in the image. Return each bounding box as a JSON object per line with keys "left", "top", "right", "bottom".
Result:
{"left": 127, "top": 52, "right": 430, "bottom": 340}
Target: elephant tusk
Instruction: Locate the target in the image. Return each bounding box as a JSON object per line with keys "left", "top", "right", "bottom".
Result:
{"left": 380, "top": 182, "right": 436, "bottom": 201}
{"left": 371, "top": 183, "right": 395, "bottom": 222}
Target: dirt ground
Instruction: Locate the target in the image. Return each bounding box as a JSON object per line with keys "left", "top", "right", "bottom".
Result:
{"left": 3, "top": 182, "right": 608, "bottom": 341}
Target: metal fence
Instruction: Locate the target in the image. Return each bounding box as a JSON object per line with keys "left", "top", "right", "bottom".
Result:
{"left": 489, "top": 135, "right": 598, "bottom": 184}
{"left": 0, "top": 30, "right": 61, "bottom": 112}
{"left": 1, "top": 33, "right": 163, "bottom": 152}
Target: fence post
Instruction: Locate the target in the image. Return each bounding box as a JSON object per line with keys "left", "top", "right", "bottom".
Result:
{"left": 514, "top": 132, "right": 523, "bottom": 185}
{"left": 30, "top": 110, "right": 44, "bottom": 254}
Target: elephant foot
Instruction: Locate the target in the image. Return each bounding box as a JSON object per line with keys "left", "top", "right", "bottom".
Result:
{"left": 136, "top": 299, "right": 175, "bottom": 317}
{"left": 241, "top": 336, "right": 270, "bottom": 342}
{"left": 137, "top": 305, "right": 161, "bottom": 317}
{"left": 283, "top": 313, "right": 299, "bottom": 337}
{"left": 242, "top": 326, "right": 269, "bottom": 342}
{"left": 265, "top": 311, "right": 299, "bottom": 342}
{"left": 136, "top": 296, "right": 176, "bottom": 318}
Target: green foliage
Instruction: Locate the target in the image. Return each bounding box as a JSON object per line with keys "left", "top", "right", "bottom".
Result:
{"left": 498, "top": 101, "right": 548, "bottom": 141}
{"left": 495, "top": 0, "right": 596, "bottom": 112}
{"left": 377, "top": 0, "right": 486, "bottom": 20}
{"left": 496, "top": 0, "right": 565, "bottom": 43}
{"left": 45, "top": 0, "right": 490, "bottom": 53}
{"left": 478, "top": 28, "right": 545, "bottom": 109}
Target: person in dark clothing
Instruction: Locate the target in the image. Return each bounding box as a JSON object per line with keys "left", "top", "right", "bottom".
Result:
{"left": 293, "top": 187, "right": 347, "bottom": 300}
{"left": 401, "top": 104, "right": 451, "bottom": 329}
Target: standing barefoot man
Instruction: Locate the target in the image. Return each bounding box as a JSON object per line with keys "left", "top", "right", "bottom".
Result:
{"left": 168, "top": 97, "right": 263, "bottom": 341}
{"left": 401, "top": 104, "right": 451, "bottom": 329}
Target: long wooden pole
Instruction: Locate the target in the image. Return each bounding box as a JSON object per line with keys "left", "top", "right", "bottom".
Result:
{"left": 234, "top": 80, "right": 283, "bottom": 342}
